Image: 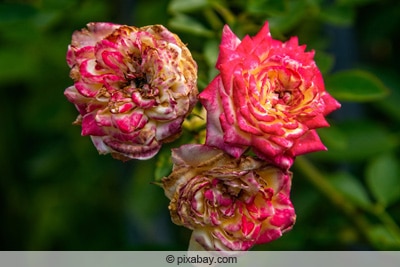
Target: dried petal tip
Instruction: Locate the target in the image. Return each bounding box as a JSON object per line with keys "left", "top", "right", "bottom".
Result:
{"left": 65, "top": 23, "right": 198, "bottom": 160}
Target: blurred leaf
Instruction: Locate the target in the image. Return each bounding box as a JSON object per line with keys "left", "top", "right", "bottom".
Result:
{"left": 368, "top": 225, "right": 400, "bottom": 249}
{"left": 337, "top": 0, "right": 378, "bottom": 5}
{"left": 203, "top": 37, "right": 219, "bottom": 66}
{"left": 319, "top": 5, "right": 355, "bottom": 26}
{"left": 209, "top": 1, "right": 236, "bottom": 25}
{"left": 203, "top": 8, "right": 224, "bottom": 30}
{"left": 268, "top": 1, "right": 308, "bottom": 35}
{"left": 168, "top": 0, "right": 209, "bottom": 13}
{"left": 0, "top": 3, "right": 37, "bottom": 23}
{"left": 317, "top": 126, "right": 347, "bottom": 151}
{"left": 203, "top": 39, "right": 219, "bottom": 79}
{"left": 326, "top": 70, "right": 390, "bottom": 102}
{"left": 311, "top": 120, "right": 397, "bottom": 162}
{"left": 315, "top": 50, "right": 335, "bottom": 75}
{"left": 329, "top": 172, "right": 372, "bottom": 209}
{"left": 366, "top": 153, "right": 400, "bottom": 207}
{"left": 169, "top": 14, "right": 215, "bottom": 37}
{"left": 154, "top": 149, "right": 173, "bottom": 182}
{"left": 370, "top": 68, "right": 400, "bottom": 122}
{"left": 246, "top": 0, "right": 286, "bottom": 16}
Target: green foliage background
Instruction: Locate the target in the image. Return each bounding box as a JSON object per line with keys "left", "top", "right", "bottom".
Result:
{"left": 1, "top": 0, "right": 399, "bottom": 250}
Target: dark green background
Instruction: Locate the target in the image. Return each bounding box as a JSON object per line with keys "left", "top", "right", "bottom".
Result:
{"left": 1, "top": 0, "right": 399, "bottom": 250}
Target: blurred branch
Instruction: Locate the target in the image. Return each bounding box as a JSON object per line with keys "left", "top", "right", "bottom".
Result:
{"left": 295, "top": 156, "right": 400, "bottom": 248}
{"left": 210, "top": 1, "right": 236, "bottom": 26}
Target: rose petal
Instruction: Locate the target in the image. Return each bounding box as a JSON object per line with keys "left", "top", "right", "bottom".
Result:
{"left": 65, "top": 23, "right": 198, "bottom": 160}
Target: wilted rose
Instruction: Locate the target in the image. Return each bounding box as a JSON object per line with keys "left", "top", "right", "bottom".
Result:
{"left": 162, "top": 144, "right": 295, "bottom": 251}
{"left": 65, "top": 23, "right": 198, "bottom": 160}
{"left": 199, "top": 22, "right": 340, "bottom": 168}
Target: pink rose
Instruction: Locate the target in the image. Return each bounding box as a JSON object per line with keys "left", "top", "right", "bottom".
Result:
{"left": 199, "top": 22, "right": 340, "bottom": 168}
{"left": 65, "top": 23, "right": 198, "bottom": 160}
{"left": 162, "top": 144, "right": 295, "bottom": 251}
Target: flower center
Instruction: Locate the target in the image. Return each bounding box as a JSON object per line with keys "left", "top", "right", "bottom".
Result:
{"left": 273, "top": 89, "right": 292, "bottom": 104}
{"left": 124, "top": 71, "right": 159, "bottom": 99}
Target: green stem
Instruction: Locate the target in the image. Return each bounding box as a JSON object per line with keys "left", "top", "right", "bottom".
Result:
{"left": 296, "top": 157, "right": 400, "bottom": 246}
{"left": 203, "top": 8, "right": 224, "bottom": 31}
{"left": 294, "top": 157, "right": 374, "bottom": 244}
{"left": 210, "top": 2, "right": 236, "bottom": 25}
{"left": 372, "top": 205, "right": 400, "bottom": 242}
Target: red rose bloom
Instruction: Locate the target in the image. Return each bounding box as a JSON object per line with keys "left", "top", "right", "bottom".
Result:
{"left": 199, "top": 22, "right": 340, "bottom": 168}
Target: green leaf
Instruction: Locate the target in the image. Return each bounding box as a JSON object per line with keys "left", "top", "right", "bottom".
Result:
{"left": 314, "top": 50, "right": 335, "bottom": 75}
{"left": 203, "top": 39, "right": 219, "bottom": 80}
{"left": 311, "top": 120, "right": 397, "bottom": 162}
{"left": 337, "top": 0, "right": 378, "bottom": 6}
{"left": 154, "top": 148, "right": 173, "bottom": 182}
{"left": 168, "top": 0, "right": 209, "bottom": 13}
{"left": 246, "top": 0, "right": 286, "bottom": 16}
{"left": 268, "top": 1, "right": 308, "bottom": 34}
{"left": 366, "top": 153, "right": 400, "bottom": 207}
{"left": 319, "top": 5, "right": 355, "bottom": 26}
{"left": 203, "top": 39, "right": 219, "bottom": 67}
{"left": 368, "top": 225, "right": 400, "bottom": 249}
{"left": 325, "top": 70, "right": 390, "bottom": 102}
{"left": 168, "top": 14, "right": 215, "bottom": 37}
{"left": 316, "top": 126, "right": 347, "bottom": 151}
{"left": 329, "top": 172, "right": 372, "bottom": 209}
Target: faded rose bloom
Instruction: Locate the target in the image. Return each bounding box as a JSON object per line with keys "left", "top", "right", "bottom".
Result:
{"left": 199, "top": 22, "right": 340, "bottom": 168}
{"left": 162, "top": 144, "right": 295, "bottom": 251}
{"left": 65, "top": 23, "right": 197, "bottom": 160}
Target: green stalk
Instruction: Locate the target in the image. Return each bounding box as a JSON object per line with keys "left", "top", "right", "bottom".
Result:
{"left": 296, "top": 157, "right": 400, "bottom": 247}
{"left": 371, "top": 204, "right": 400, "bottom": 243}
{"left": 294, "top": 157, "right": 374, "bottom": 245}
{"left": 210, "top": 2, "right": 236, "bottom": 25}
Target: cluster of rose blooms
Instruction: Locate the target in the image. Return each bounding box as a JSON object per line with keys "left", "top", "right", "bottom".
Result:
{"left": 65, "top": 22, "right": 340, "bottom": 251}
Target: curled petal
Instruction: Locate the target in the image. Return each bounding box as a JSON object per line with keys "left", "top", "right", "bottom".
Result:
{"left": 199, "top": 22, "right": 340, "bottom": 169}
{"left": 162, "top": 144, "right": 296, "bottom": 251}
{"left": 64, "top": 23, "right": 198, "bottom": 160}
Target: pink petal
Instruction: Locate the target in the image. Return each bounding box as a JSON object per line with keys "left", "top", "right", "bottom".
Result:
{"left": 256, "top": 228, "right": 282, "bottom": 245}
{"left": 71, "top": 22, "right": 121, "bottom": 48}
{"left": 216, "top": 25, "right": 241, "bottom": 66}
{"left": 81, "top": 113, "right": 106, "bottom": 136}
{"left": 75, "top": 81, "right": 99, "bottom": 98}
{"left": 289, "top": 129, "right": 327, "bottom": 157}
{"left": 269, "top": 208, "right": 296, "bottom": 228}
{"left": 112, "top": 111, "right": 147, "bottom": 133}
{"left": 103, "top": 137, "right": 161, "bottom": 160}
{"left": 322, "top": 92, "right": 342, "bottom": 115}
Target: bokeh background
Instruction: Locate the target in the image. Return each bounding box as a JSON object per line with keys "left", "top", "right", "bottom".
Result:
{"left": 1, "top": 0, "right": 399, "bottom": 250}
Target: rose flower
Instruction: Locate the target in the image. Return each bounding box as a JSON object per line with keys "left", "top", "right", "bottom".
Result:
{"left": 162, "top": 144, "right": 295, "bottom": 251}
{"left": 65, "top": 23, "right": 198, "bottom": 160}
{"left": 199, "top": 22, "right": 340, "bottom": 169}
